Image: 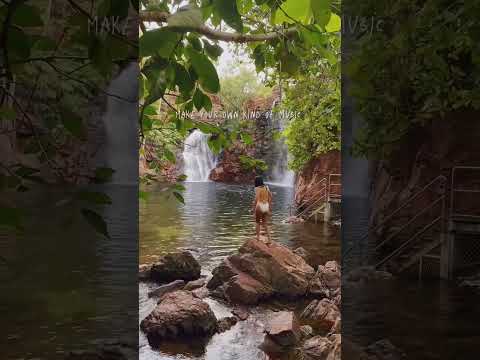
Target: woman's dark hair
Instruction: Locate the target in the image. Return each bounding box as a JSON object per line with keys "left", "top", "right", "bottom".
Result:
{"left": 255, "top": 176, "right": 264, "bottom": 187}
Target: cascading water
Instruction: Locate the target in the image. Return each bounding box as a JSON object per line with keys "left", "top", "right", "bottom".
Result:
{"left": 266, "top": 100, "right": 295, "bottom": 187}
{"left": 183, "top": 129, "right": 217, "bottom": 181}
{"left": 97, "top": 63, "right": 139, "bottom": 185}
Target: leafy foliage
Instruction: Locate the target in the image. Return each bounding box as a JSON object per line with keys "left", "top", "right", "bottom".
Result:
{"left": 0, "top": 1, "right": 136, "bottom": 237}
{"left": 282, "top": 34, "right": 341, "bottom": 171}
{"left": 346, "top": 0, "right": 480, "bottom": 158}
{"left": 139, "top": 0, "right": 341, "bottom": 188}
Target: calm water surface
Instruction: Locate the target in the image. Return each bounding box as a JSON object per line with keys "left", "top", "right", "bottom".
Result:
{"left": 342, "top": 197, "right": 480, "bottom": 360}
{"left": 139, "top": 182, "right": 340, "bottom": 360}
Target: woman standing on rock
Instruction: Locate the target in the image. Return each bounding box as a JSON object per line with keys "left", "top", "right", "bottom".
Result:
{"left": 253, "top": 176, "right": 273, "bottom": 243}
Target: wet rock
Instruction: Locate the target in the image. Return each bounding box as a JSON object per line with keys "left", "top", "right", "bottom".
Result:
{"left": 184, "top": 277, "right": 207, "bottom": 291}
{"left": 344, "top": 266, "right": 393, "bottom": 284}
{"left": 148, "top": 280, "right": 185, "bottom": 298}
{"left": 301, "top": 299, "right": 340, "bottom": 331}
{"left": 364, "top": 339, "right": 406, "bottom": 360}
{"left": 302, "top": 334, "right": 341, "bottom": 360}
{"left": 300, "top": 325, "right": 314, "bottom": 340}
{"left": 149, "top": 251, "right": 201, "bottom": 284}
{"left": 207, "top": 239, "right": 315, "bottom": 304}
{"left": 232, "top": 307, "right": 250, "bottom": 321}
{"left": 264, "top": 311, "right": 301, "bottom": 348}
{"left": 139, "top": 264, "right": 151, "bottom": 281}
{"left": 223, "top": 273, "right": 273, "bottom": 305}
{"left": 216, "top": 316, "right": 238, "bottom": 333}
{"left": 192, "top": 286, "right": 210, "bottom": 299}
{"left": 140, "top": 290, "right": 217, "bottom": 346}
{"left": 329, "top": 317, "right": 341, "bottom": 335}
{"left": 294, "top": 247, "right": 309, "bottom": 259}
{"left": 309, "top": 261, "right": 341, "bottom": 299}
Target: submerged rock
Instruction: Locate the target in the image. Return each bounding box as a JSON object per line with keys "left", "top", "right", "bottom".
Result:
{"left": 301, "top": 298, "right": 340, "bottom": 331}
{"left": 140, "top": 290, "right": 217, "bottom": 346}
{"left": 149, "top": 251, "right": 201, "bottom": 284}
{"left": 148, "top": 280, "right": 185, "bottom": 298}
{"left": 207, "top": 239, "right": 315, "bottom": 304}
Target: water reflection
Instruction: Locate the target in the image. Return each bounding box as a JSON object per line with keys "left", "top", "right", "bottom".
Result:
{"left": 0, "top": 185, "right": 138, "bottom": 359}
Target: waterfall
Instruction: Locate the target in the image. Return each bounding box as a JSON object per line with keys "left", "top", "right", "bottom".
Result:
{"left": 97, "top": 63, "right": 139, "bottom": 185}
{"left": 266, "top": 100, "right": 295, "bottom": 187}
{"left": 183, "top": 130, "right": 216, "bottom": 182}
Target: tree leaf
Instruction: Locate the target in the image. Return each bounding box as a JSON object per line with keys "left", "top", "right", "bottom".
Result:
{"left": 274, "top": 0, "right": 312, "bottom": 25}
{"left": 325, "top": 13, "right": 341, "bottom": 32}
{"left": 174, "top": 63, "right": 195, "bottom": 97}
{"left": 81, "top": 209, "right": 110, "bottom": 238}
{"left": 311, "top": 0, "right": 331, "bottom": 26}
{"left": 186, "top": 48, "right": 220, "bottom": 93}
{"left": 204, "top": 40, "right": 224, "bottom": 59}
{"left": 213, "top": 0, "right": 243, "bottom": 32}
{"left": 173, "top": 191, "right": 185, "bottom": 204}
{"left": 140, "top": 28, "right": 181, "bottom": 58}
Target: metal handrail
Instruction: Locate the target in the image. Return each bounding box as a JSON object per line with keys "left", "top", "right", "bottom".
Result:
{"left": 343, "top": 174, "right": 447, "bottom": 258}
{"left": 450, "top": 166, "right": 480, "bottom": 220}
{"left": 373, "top": 196, "right": 445, "bottom": 253}
{"left": 328, "top": 173, "right": 342, "bottom": 201}
{"left": 297, "top": 187, "right": 328, "bottom": 219}
{"left": 288, "top": 177, "right": 327, "bottom": 217}
{"left": 375, "top": 215, "right": 443, "bottom": 269}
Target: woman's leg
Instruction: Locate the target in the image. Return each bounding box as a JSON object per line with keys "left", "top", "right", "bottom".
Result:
{"left": 256, "top": 222, "right": 260, "bottom": 241}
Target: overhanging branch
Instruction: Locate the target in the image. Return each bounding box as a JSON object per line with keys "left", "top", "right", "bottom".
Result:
{"left": 140, "top": 11, "right": 297, "bottom": 43}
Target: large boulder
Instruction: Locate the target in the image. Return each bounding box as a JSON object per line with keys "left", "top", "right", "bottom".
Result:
{"left": 309, "top": 261, "right": 341, "bottom": 299}
{"left": 207, "top": 239, "right": 315, "bottom": 304}
{"left": 149, "top": 251, "right": 201, "bottom": 284}
{"left": 302, "top": 334, "right": 341, "bottom": 360}
{"left": 140, "top": 290, "right": 217, "bottom": 347}
{"left": 301, "top": 298, "right": 340, "bottom": 331}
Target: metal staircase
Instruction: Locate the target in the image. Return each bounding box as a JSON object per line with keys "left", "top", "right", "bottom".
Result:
{"left": 288, "top": 173, "right": 341, "bottom": 223}
{"left": 345, "top": 166, "right": 480, "bottom": 280}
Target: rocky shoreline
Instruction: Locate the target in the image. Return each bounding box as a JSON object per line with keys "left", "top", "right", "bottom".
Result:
{"left": 138, "top": 239, "right": 406, "bottom": 360}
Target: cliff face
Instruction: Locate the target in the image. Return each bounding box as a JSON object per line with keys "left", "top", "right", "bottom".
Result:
{"left": 295, "top": 151, "right": 341, "bottom": 209}
{"left": 369, "top": 113, "right": 480, "bottom": 229}
{"left": 209, "top": 141, "right": 256, "bottom": 183}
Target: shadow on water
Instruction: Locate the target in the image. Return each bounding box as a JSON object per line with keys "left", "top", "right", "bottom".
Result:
{"left": 0, "top": 185, "right": 138, "bottom": 359}
{"left": 139, "top": 182, "right": 340, "bottom": 360}
{"left": 342, "top": 196, "right": 480, "bottom": 360}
